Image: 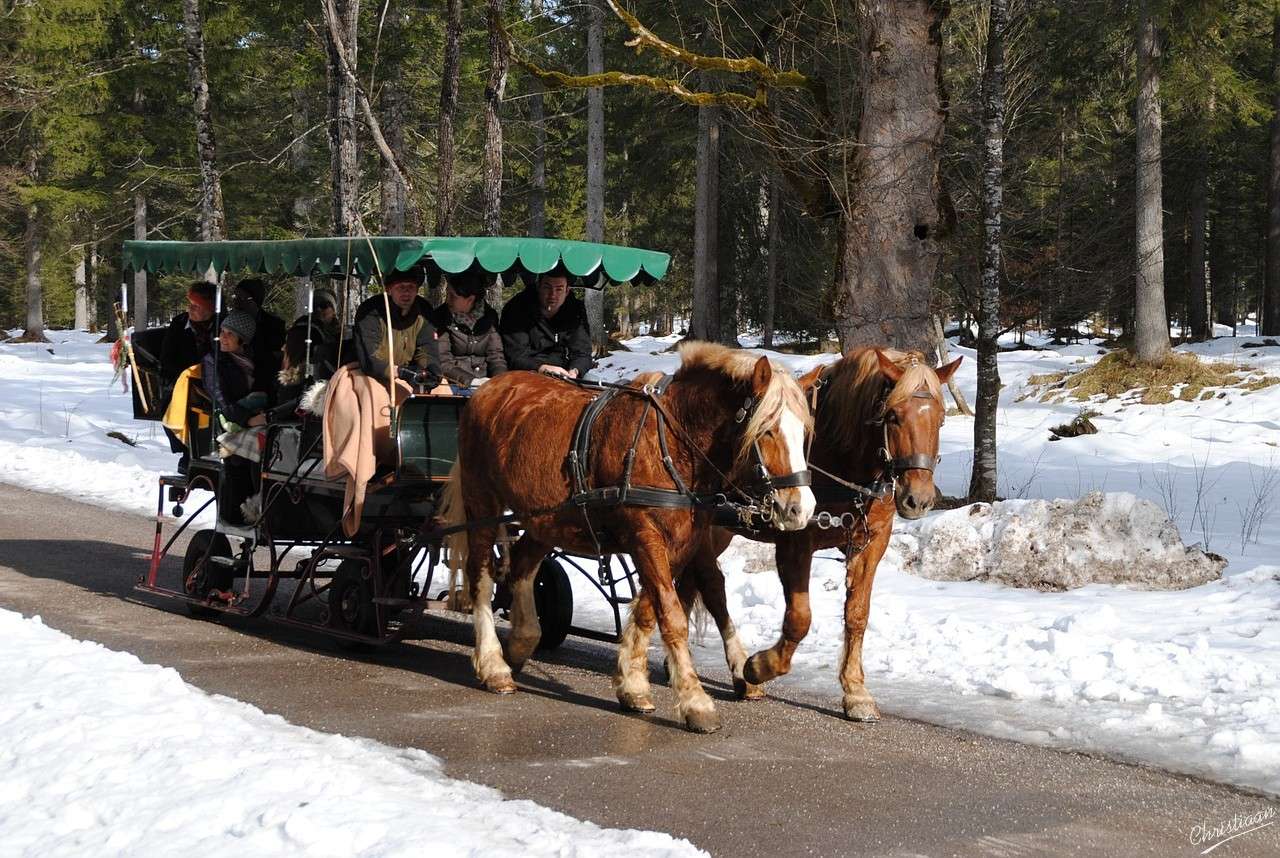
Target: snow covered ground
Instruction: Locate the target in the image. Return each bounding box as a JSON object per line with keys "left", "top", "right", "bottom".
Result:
{"left": 2, "top": 327, "right": 1279, "bottom": 800}
{"left": 0, "top": 608, "right": 703, "bottom": 857}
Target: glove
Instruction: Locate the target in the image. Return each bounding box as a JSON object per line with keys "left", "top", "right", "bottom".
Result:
{"left": 398, "top": 365, "right": 436, "bottom": 387}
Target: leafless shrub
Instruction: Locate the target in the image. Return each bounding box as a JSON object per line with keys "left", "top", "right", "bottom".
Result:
{"left": 1236, "top": 457, "right": 1279, "bottom": 553}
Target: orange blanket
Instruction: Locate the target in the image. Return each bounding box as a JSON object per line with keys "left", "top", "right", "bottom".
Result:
{"left": 322, "top": 364, "right": 409, "bottom": 536}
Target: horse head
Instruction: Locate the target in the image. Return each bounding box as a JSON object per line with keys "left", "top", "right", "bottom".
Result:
{"left": 676, "top": 343, "right": 816, "bottom": 531}
{"left": 872, "top": 349, "right": 961, "bottom": 519}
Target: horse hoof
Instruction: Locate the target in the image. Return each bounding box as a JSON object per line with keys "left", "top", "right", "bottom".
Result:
{"left": 684, "top": 708, "right": 722, "bottom": 734}
{"left": 743, "top": 657, "right": 771, "bottom": 686}
{"left": 733, "top": 677, "right": 766, "bottom": 701}
{"left": 484, "top": 675, "right": 517, "bottom": 695}
{"left": 843, "top": 699, "right": 881, "bottom": 722}
{"left": 618, "top": 694, "right": 656, "bottom": 713}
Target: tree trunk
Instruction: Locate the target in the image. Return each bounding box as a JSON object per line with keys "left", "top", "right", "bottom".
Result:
{"left": 182, "top": 0, "right": 225, "bottom": 243}
{"left": 22, "top": 145, "right": 45, "bottom": 342}
{"left": 691, "top": 100, "right": 720, "bottom": 342}
{"left": 87, "top": 238, "right": 99, "bottom": 332}
{"left": 584, "top": 0, "right": 607, "bottom": 351}
{"left": 529, "top": 0, "right": 547, "bottom": 237}
{"left": 969, "top": 0, "right": 1006, "bottom": 503}
{"left": 833, "top": 1, "right": 948, "bottom": 354}
{"left": 133, "top": 192, "right": 148, "bottom": 329}
{"left": 1265, "top": 7, "right": 1280, "bottom": 335}
{"left": 326, "top": 0, "right": 360, "bottom": 237}
{"left": 1134, "top": 0, "right": 1170, "bottom": 361}
{"left": 437, "top": 0, "right": 461, "bottom": 236}
{"left": 380, "top": 70, "right": 408, "bottom": 234}
{"left": 482, "top": 0, "right": 509, "bottom": 309}
{"left": 1187, "top": 154, "right": 1209, "bottom": 340}
{"left": 74, "top": 246, "right": 89, "bottom": 331}
{"left": 763, "top": 170, "right": 780, "bottom": 348}
{"left": 1213, "top": 205, "right": 1235, "bottom": 328}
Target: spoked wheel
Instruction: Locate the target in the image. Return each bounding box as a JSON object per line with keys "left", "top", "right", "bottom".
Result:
{"left": 533, "top": 558, "right": 573, "bottom": 651}
{"left": 327, "top": 559, "right": 378, "bottom": 642}
{"left": 182, "top": 530, "right": 234, "bottom": 619}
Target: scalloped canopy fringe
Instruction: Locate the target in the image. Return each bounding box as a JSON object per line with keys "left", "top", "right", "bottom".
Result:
{"left": 121, "top": 236, "right": 670, "bottom": 285}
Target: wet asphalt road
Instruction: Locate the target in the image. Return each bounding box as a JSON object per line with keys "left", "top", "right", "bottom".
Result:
{"left": 0, "top": 483, "right": 1276, "bottom": 857}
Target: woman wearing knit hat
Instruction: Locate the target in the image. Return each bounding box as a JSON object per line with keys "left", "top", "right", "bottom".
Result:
{"left": 203, "top": 310, "right": 268, "bottom": 430}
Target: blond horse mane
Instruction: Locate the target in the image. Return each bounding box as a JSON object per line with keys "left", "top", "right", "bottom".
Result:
{"left": 676, "top": 341, "right": 812, "bottom": 466}
{"left": 816, "top": 348, "right": 943, "bottom": 454}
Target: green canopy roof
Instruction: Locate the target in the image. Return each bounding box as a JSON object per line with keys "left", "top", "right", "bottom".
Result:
{"left": 121, "top": 236, "right": 670, "bottom": 285}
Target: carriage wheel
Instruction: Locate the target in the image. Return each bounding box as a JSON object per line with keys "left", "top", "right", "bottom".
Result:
{"left": 182, "top": 530, "right": 234, "bottom": 619}
{"left": 533, "top": 558, "right": 573, "bottom": 651}
{"left": 328, "top": 559, "right": 377, "bottom": 640}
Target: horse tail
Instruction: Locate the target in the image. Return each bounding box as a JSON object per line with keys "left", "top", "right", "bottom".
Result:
{"left": 438, "top": 459, "right": 472, "bottom": 611}
{"left": 688, "top": 591, "right": 710, "bottom": 645}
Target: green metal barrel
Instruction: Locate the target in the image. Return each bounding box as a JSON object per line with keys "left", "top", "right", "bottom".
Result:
{"left": 395, "top": 394, "right": 467, "bottom": 481}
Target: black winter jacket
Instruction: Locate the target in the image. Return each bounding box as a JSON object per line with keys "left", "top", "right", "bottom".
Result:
{"left": 499, "top": 287, "right": 593, "bottom": 376}
{"left": 352, "top": 294, "right": 442, "bottom": 385}
{"left": 429, "top": 302, "right": 507, "bottom": 385}
{"left": 159, "top": 312, "right": 216, "bottom": 383}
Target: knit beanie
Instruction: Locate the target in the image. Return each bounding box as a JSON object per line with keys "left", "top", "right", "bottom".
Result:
{"left": 221, "top": 310, "right": 257, "bottom": 345}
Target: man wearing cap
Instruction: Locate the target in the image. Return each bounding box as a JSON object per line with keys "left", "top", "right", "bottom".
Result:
{"left": 353, "top": 268, "right": 442, "bottom": 389}
{"left": 430, "top": 268, "right": 507, "bottom": 387}
{"left": 499, "top": 266, "right": 592, "bottom": 380}
{"left": 160, "top": 281, "right": 219, "bottom": 384}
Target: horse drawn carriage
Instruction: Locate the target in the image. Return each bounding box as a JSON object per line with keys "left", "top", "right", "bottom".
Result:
{"left": 122, "top": 233, "right": 958, "bottom": 733}
{"left": 125, "top": 235, "right": 671, "bottom": 651}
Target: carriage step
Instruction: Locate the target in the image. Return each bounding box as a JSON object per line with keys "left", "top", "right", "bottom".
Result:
{"left": 372, "top": 597, "right": 413, "bottom": 608}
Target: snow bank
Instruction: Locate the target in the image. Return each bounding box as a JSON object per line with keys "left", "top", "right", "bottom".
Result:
{"left": 894, "top": 492, "right": 1226, "bottom": 590}
{"left": 0, "top": 608, "right": 704, "bottom": 858}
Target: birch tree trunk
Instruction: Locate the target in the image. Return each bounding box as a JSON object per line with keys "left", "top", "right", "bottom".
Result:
{"left": 691, "top": 100, "right": 720, "bottom": 342}
{"left": 529, "top": 0, "right": 547, "bottom": 237}
{"left": 74, "top": 246, "right": 89, "bottom": 331}
{"left": 437, "top": 0, "right": 461, "bottom": 236}
{"left": 969, "top": 0, "right": 1006, "bottom": 504}
{"left": 182, "top": 0, "right": 225, "bottom": 243}
{"left": 88, "top": 238, "right": 99, "bottom": 331}
{"left": 763, "top": 170, "right": 780, "bottom": 349}
{"left": 584, "top": 0, "right": 607, "bottom": 350}
{"left": 133, "top": 192, "right": 148, "bottom": 329}
{"left": 833, "top": 0, "right": 947, "bottom": 354}
{"left": 1187, "top": 155, "right": 1210, "bottom": 340}
{"left": 326, "top": 0, "right": 360, "bottom": 237}
{"left": 1265, "top": 7, "right": 1280, "bottom": 336}
{"left": 482, "top": 0, "right": 509, "bottom": 309}
{"left": 1134, "top": 0, "right": 1170, "bottom": 361}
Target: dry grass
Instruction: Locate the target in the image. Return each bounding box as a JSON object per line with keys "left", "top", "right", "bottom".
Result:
{"left": 1027, "top": 350, "right": 1277, "bottom": 405}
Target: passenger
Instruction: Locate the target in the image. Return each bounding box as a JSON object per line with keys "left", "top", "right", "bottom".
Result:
{"left": 352, "top": 268, "right": 442, "bottom": 389}
{"left": 429, "top": 267, "right": 507, "bottom": 388}
{"left": 230, "top": 277, "right": 288, "bottom": 391}
{"left": 499, "top": 266, "right": 592, "bottom": 380}
{"left": 281, "top": 287, "right": 341, "bottom": 386}
{"left": 203, "top": 310, "right": 269, "bottom": 430}
{"left": 160, "top": 281, "right": 218, "bottom": 384}
{"left": 269, "top": 289, "right": 341, "bottom": 423}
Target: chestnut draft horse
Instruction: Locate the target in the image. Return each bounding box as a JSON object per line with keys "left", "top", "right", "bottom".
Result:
{"left": 444, "top": 342, "right": 815, "bottom": 733}
{"left": 617, "top": 348, "right": 960, "bottom": 721}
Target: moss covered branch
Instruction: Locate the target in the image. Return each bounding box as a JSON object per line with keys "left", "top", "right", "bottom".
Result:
{"left": 517, "top": 59, "right": 765, "bottom": 111}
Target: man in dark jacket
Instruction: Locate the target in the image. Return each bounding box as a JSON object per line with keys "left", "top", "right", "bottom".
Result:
{"left": 353, "top": 268, "right": 442, "bottom": 389}
{"left": 430, "top": 268, "right": 506, "bottom": 387}
{"left": 231, "top": 278, "right": 288, "bottom": 390}
{"left": 499, "top": 268, "right": 593, "bottom": 379}
{"left": 160, "top": 282, "right": 219, "bottom": 383}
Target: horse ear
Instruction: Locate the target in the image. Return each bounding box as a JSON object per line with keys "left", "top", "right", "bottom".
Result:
{"left": 751, "top": 355, "right": 773, "bottom": 396}
{"left": 796, "top": 364, "right": 824, "bottom": 393}
{"left": 875, "top": 349, "right": 904, "bottom": 383}
{"left": 935, "top": 356, "right": 963, "bottom": 384}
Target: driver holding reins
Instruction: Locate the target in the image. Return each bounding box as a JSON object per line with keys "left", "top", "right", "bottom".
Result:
{"left": 352, "top": 267, "right": 443, "bottom": 391}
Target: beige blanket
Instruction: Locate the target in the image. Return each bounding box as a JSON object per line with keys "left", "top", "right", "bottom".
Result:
{"left": 322, "top": 364, "right": 409, "bottom": 536}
